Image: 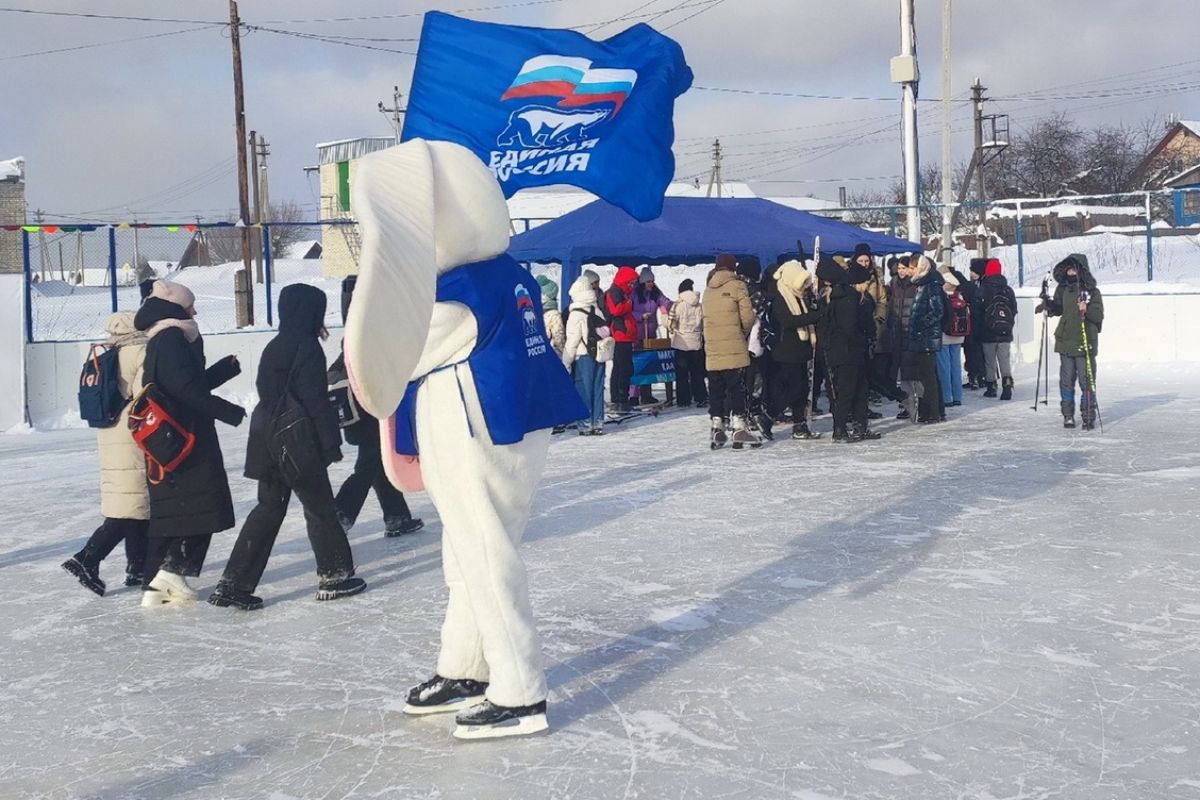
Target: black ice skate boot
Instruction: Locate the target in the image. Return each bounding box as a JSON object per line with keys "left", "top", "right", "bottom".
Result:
{"left": 1000, "top": 377, "right": 1014, "bottom": 401}
{"left": 207, "top": 583, "right": 264, "bottom": 611}
{"left": 730, "top": 415, "right": 763, "bottom": 450}
{"left": 709, "top": 416, "right": 727, "bottom": 450}
{"left": 385, "top": 516, "right": 425, "bottom": 537}
{"left": 403, "top": 675, "right": 488, "bottom": 715}
{"left": 315, "top": 576, "right": 367, "bottom": 602}
{"left": 453, "top": 699, "right": 549, "bottom": 740}
{"left": 852, "top": 422, "right": 881, "bottom": 441}
{"left": 62, "top": 553, "right": 105, "bottom": 597}
{"left": 791, "top": 421, "right": 821, "bottom": 440}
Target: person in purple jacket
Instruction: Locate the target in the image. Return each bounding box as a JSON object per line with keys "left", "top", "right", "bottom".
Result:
{"left": 629, "top": 267, "right": 673, "bottom": 405}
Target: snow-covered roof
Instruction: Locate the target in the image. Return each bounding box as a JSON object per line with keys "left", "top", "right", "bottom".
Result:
{"left": 1164, "top": 163, "right": 1200, "bottom": 188}
{"left": 764, "top": 196, "right": 841, "bottom": 213}
{"left": 315, "top": 137, "right": 395, "bottom": 166}
{"left": 284, "top": 240, "right": 322, "bottom": 259}
{"left": 1180, "top": 120, "right": 1200, "bottom": 138}
{"left": 1, "top": 157, "right": 24, "bottom": 183}
{"left": 988, "top": 203, "right": 1143, "bottom": 219}
{"left": 665, "top": 181, "right": 757, "bottom": 198}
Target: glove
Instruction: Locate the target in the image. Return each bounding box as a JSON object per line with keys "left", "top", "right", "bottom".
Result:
{"left": 225, "top": 405, "right": 247, "bottom": 427}
{"left": 1034, "top": 302, "right": 1045, "bottom": 314}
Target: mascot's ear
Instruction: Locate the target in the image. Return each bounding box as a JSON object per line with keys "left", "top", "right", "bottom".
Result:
{"left": 426, "top": 140, "right": 510, "bottom": 272}
{"left": 344, "top": 140, "right": 511, "bottom": 418}
{"left": 345, "top": 140, "right": 438, "bottom": 418}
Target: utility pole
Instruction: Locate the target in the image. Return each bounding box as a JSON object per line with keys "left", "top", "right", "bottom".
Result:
{"left": 378, "top": 86, "right": 406, "bottom": 144}
{"left": 940, "top": 0, "right": 954, "bottom": 269}
{"left": 705, "top": 138, "right": 723, "bottom": 198}
{"left": 893, "top": 0, "right": 921, "bottom": 244}
{"left": 972, "top": 78, "right": 988, "bottom": 257}
{"left": 229, "top": 0, "right": 254, "bottom": 326}
{"left": 259, "top": 136, "right": 271, "bottom": 267}
{"left": 250, "top": 130, "right": 263, "bottom": 283}
{"left": 35, "top": 209, "right": 51, "bottom": 281}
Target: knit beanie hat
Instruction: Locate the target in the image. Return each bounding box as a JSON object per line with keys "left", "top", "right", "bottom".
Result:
{"left": 853, "top": 243, "right": 872, "bottom": 258}
{"left": 638, "top": 267, "right": 656, "bottom": 284}
{"left": 536, "top": 274, "right": 558, "bottom": 303}
{"left": 678, "top": 278, "right": 695, "bottom": 293}
{"left": 715, "top": 253, "right": 737, "bottom": 271}
{"left": 984, "top": 258, "right": 1003, "bottom": 277}
{"left": 583, "top": 268, "right": 600, "bottom": 285}
{"left": 969, "top": 258, "right": 987, "bottom": 278}
{"left": 816, "top": 255, "right": 847, "bottom": 285}
{"left": 736, "top": 256, "right": 762, "bottom": 281}
{"left": 138, "top": 279, "right": 156, "bottom": 301}
{"left": 150, "top": 279, "right": 196, "bottom": 312}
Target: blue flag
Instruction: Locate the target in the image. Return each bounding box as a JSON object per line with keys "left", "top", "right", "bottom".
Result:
{"left": 402, "top": 12, "right": 693, "bottom": 222}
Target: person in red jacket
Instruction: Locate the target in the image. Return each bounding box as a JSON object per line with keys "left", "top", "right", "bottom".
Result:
{"left": 606, "top": 266, "right": 640, "bottom": 412}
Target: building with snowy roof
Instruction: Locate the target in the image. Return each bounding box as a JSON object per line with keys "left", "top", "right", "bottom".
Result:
{"left": 0, "top": 157, "right": 25, "bottom": 275}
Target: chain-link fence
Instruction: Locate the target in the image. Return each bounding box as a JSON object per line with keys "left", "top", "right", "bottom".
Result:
{"left": 16, "top": 220, "right": 358, "bottom": 343}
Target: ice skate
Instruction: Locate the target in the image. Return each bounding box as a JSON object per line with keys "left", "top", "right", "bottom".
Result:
{"left": 1064, "top": 416, "right": 1076, "bottom": 429}
{"left": 385, "top": 516, "right": 425, "bottom": 537}
{"left": 62, "top": 555, "right": 105, "bottom": 597}
{"left": 900, "top": 381, "right": 921, "bottom": 424}
{"left": 753, "top": 412, "right": 774, "bottom": 440}
{"left": 791, "top": 421, "right": 821, "bottom": 440}
{"left": 453, "top": 700, "right": 549, "bottom": 740}
{"left": 403, "top": 675, "right": 488, "bottom": 715}
{"left": 146, "top": 569, "right": 199, "bottom": 603}
{"left": 730, "top": 415, "right": 762, "bottom": 450}
{"left": 315, "top": 576, "right": 366, "bottom": 601}
{"left": 853, "top": 423, "right": 881, "bottom": 440}
{"left": 710, "top": 416, "right": 727, "bottom": 450}
{"left": 207, "top": 585, "right": 264, "bottom": 611}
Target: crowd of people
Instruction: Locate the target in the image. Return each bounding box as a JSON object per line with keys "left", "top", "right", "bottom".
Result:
{"left": 542, "top": 246, "right": 1105, "bottom": 446}
{"left": 62, "top": 249, "right": 1105, "bottom": 605}
{"left": 62, "top": 277, "right": 422, "bottom": 610}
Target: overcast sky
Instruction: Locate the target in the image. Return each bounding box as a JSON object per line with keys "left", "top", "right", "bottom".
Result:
{"left": 2, "top": 0, "right": 1197, "bottom": 223}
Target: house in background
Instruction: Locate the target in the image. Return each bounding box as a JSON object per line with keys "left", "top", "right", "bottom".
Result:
{"left": 315, "top": 137, "right": 394, "bottom": 278}
{"left": 1164, "top": 164, "right": 1200, "bottom": 226}
{"left": 1, "top": 157, "right": 26, "bottom": 274}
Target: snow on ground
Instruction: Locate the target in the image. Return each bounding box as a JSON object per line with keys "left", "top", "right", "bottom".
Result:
{"left": 2, "top": 363, "right": 1199, "bottom": 798}
{"left": 28, "top": 259, "right": 342, "bottom": 342}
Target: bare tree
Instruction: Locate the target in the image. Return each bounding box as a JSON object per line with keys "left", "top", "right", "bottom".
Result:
{"left": 202, "top": 200, "right": 311, "bottom": 264}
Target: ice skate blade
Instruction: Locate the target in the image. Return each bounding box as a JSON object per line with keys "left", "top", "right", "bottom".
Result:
{"left": 403, "top": 695, "right": 486, "bottom": 716}
{"left": 453, "top": 712, "right": 549, "bottom": 740}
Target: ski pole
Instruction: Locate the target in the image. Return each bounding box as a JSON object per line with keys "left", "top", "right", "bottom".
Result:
{"left": 1032, "top": 273, "right": 1050, "bottom": 410}
{"left": 1079, "top": 290, "right": 1102, "bottom": 432}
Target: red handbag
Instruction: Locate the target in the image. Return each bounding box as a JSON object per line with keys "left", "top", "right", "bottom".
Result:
{"left": 128, "top": 383, "right": 196, "bottom": 485}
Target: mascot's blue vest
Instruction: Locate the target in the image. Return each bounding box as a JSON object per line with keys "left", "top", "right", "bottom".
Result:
{"left": 393, "top": 255, "right": 587, "bottom": 455}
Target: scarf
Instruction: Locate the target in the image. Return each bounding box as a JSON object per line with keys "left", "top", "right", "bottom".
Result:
{"left": 146, "top": 317, "right": 200, "bottom": 343}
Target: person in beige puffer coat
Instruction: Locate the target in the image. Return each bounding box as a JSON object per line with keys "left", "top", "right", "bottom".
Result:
{"left": 61, "top": 309, "right": 150, "bottom": 596}
{"left": 702, "top": 253, "right": 756, "bottom": 448}
{"left": 668, "top": 278, "right": 706, "bottom": 407}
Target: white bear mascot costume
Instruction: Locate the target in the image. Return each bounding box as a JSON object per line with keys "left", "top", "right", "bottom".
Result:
{"left": 344, "top": 139, "right": 584, "bottom": 740}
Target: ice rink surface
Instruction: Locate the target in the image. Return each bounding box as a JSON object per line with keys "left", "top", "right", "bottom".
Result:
{"left": 2, "top": 364, "right": 1198, "bottom": 799}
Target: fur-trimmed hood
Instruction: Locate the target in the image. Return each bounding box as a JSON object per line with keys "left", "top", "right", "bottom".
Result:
{"left": 1053, "top": 253, "right": 1097, "bottom": 289}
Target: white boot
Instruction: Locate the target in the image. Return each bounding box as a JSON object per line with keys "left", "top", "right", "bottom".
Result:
{"left": 730, "top": 415, "right": 762, "bottom": 450}
{"left": 146, "top": 570, "right": 199, "bottom": 604}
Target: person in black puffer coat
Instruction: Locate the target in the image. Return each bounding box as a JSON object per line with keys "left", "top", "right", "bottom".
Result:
{"left": 974, "top": 258, "right": 1019, "bottom": 399}
{"left": 332, "top": 277, "right": 423, "bottom": 538}
{"left": 900, "top": 256, "right": 946, "bottom": 423}
{"left": 962, "top": 258, "right": 988, "bottom": 389}
{"left": 769, "top": 259, "right": 828, "bottom": 439}
{"left": 134, "top": 280, "right": 245, "bottom": 606}
{"left": 818, "top": 258, "right": 879, "bottom": 442}
{"left": 209, "top": 284, "right": 364, "bottom": 610}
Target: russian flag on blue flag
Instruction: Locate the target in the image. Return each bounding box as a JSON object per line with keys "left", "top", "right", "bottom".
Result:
{"left": 402, "top": 12, "right": 693, "bottom": 222}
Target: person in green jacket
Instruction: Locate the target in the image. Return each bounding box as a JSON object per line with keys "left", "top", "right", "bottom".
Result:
{"left": 1040, "top": 253, "right": 1104, "bottom": 430}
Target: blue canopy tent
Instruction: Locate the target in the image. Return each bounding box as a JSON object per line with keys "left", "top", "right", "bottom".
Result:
{"left": 507, "top": 196, "right": 922, "bottom": 307}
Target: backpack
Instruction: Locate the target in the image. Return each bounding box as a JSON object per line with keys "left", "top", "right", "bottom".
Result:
{"left": 326, "top": 354, "right": 361, "bottom": 430}
{"left": 128, "top": 384, "right": 196, "bottom": 484}
{"left": 943, "top": 290, "right": 971, "bottom": 337}
{"left": 984, "top": 290, "right": 1014, "bottom": 339}
{"left": 78, "top": 344, "right": 127, "bottom": 428}
{"left": 572, "top": 308, "right": 614, "bottom": 363}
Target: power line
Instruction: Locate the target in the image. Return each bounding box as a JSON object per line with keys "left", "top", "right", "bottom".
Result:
{"left": 256, "top": 0, "right": 565, "bottom": 24}
{"left": 0, "top": 25, "right": 219, "bottom": 61}
{"left": 247, "top": 26, "right": 417, "bottom": 55}
{"left": 0, "top": 6, "right": 220, "bottom": 23}
{"left": 660, "top": 0, "right": 729, "bottom": 31}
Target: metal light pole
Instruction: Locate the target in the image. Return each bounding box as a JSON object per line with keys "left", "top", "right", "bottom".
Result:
{"left": 893, "top": 0, "right": 922, "bottom": 244}
{"left": 940, "top": 0, "right": 954, "bottom": 267}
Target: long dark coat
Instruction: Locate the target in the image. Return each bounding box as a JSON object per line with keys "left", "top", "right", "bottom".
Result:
{"left": 134, "top": 297, "right": 244, "bottom": 538}
{"left": 244, "top": 284, "right": 342, "bottom": 481}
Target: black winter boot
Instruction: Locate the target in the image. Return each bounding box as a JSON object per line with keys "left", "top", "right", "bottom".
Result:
{"left": 1000, "top": 376, "right": 1014, "bottom": 401}
{"left": 385, "top": 516, "right": 425, "bottom": 537}
{"left": 791, "top": 421, "right": 821, "bottom": 440}
{"left": 315, "top": 577, "right": 367, "bottom": 601}
{"left": 208, "top": 584, "right": 264, "bottom": 611}
{"left": 853, "top": 423, "right": 881, "bottom": 440}
{"left": 983, "top": 381, "right": 998, "bottom": 398}
{"left": 62, "top": 554, "right": 105, "bottom": 597}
